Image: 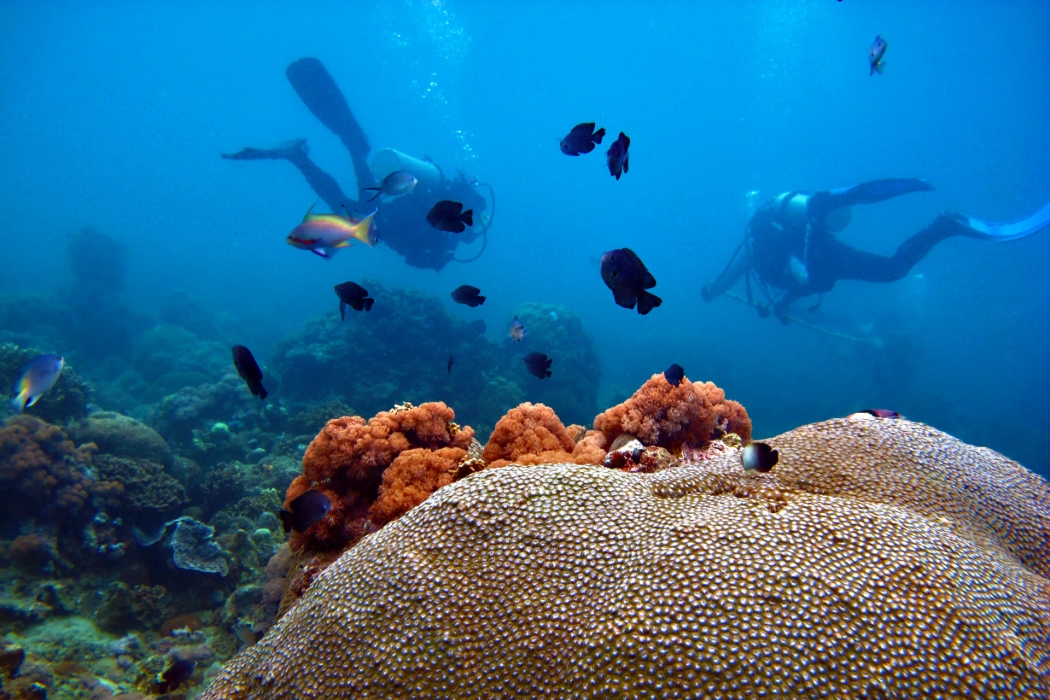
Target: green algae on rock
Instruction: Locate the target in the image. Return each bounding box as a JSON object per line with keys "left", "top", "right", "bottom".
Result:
{"left": 201, "top": 418, "right": 1050, "bottom": 699}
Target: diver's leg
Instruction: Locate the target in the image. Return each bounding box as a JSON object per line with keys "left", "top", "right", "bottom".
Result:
{"left": 702, "top": 242, "right": 750, "bottom": 301}
{"left": 222, "top": 139, "right": 354, "bottom": 213}
{"left": 286, "top": 58, "right": 377, "bottom": 191}
{"left": 813, "top": 215, "right": 967, "bottom": 285}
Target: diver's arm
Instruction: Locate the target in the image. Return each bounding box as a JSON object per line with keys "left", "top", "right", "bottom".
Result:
{"left": 702, "top": 241, "right": 750, "bottom": 301}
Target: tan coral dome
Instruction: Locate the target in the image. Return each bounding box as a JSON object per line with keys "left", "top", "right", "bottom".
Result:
{"left": 202, "top": 419, "right": 1050, "bottom": 699}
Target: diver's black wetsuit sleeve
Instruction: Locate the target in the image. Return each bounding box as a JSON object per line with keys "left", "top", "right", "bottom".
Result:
{"left": 810, "top": 214, "right": 968, "bottom": 286}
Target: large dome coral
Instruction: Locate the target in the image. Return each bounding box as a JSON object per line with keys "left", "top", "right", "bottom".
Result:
{"left": 202, "top": 418, "right": 1050, "bottom": 699}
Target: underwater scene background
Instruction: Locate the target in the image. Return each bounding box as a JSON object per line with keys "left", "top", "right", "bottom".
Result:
{"left": 0, "top": 1, "right": 1048, "bottom": 698}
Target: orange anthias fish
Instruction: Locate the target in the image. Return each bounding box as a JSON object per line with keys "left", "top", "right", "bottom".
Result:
{"left": 286, "top": 204, "right": 376, "bottom": 259}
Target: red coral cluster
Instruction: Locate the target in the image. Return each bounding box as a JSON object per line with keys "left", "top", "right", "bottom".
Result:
{"left": 369, "top": 447, "right": 465, "bottom": 527}
{"left": 283, "top": 402, "right": 475, "bottom": 554}
{"left": 0, "top": 415, "right": 116, "bottom": 521}
{"left": 594, "top": 374, "right": 751, "bottom": 454}
{"left": 483, "top": 403, "right": 606, "bottom": 469}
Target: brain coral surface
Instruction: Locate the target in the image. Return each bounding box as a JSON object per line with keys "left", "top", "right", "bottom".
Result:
{"left": 203, "top": 418, "right": 1050, "bottom": 699}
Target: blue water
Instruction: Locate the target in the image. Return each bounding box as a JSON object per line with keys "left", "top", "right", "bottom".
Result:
{"left": 1, "top": 1, "right": 1048, "bottom": 474}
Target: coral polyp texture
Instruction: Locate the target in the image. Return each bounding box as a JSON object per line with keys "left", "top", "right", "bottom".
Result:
{"left": 594, "top": 373, "right": 752, "bottom": 453}
{"left": 201, "top": 417, "right": 1050, "bottom": 699}
{"left": 283, "top": 401, "right": 476, "bottom": 554}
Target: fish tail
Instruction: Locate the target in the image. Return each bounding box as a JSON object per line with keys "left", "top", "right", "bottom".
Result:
{"left": 10, "top": 391, "right": 29, "bottom": 413}
{"left": 476, "top": 296, "right": 486, "bottom": 306}
{"left": 363, "top": 297, "right": 375, "bottom": 311}
{"left": 875, "top": 61, "right": 885, "bottom": 74}
{"left": 351, "top": 213, "right": 376, "bottom": 246}
{"left": 462, "top": 210, "right": 473, "bottom": 227}
{"left": 593, "top": 128, "right": 606, "bottom": 144}
{"left": 636, "top": 291, "right": 663, "bottom": 315}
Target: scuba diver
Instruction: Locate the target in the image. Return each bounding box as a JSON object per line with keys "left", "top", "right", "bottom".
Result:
{"left": 222, "top": 58, "right": 491, "bottom": 272}
{"left": 702, "top": 178, "right": 1050, "bottom": 323}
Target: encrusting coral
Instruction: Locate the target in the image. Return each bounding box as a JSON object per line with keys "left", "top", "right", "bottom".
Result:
{"left": 0, "top": 416, "right": 110, "bottom": 522}
{"left": 594, "top": 372, "right": 752, "bottom": 453}
{"left": 202, "top": 417, "right": 1050, "bottom": 699}
{"left": 482, "top": 402, "right": 605, "bottom": 469}
{"left": 282, "top": 402, "right": 476, "bottom": 554}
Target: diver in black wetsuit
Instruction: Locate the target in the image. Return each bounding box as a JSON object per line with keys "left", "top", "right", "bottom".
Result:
{"left": 702, "top": 178, "right": 1050, "bottom": 322}
{"left": 222, "top": 58, "right": 490, "bottom": 272}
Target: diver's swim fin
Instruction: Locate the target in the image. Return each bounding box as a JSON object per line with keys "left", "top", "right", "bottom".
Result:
{"left": 826, "top": 178, "right": 935, "bottom": 208}
{"left": 285, "top": 58, "right": 375, "bottom": 191}
{"left": 951, "top": 201, "right": 1050, "bottom": 242}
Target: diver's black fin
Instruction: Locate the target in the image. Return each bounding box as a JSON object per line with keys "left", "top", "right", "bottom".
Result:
{"left": 825, "top": 178, "right": 934, "bottom": 209}
{"left": 286, "top": 58, "right": 375, "bottom": 190}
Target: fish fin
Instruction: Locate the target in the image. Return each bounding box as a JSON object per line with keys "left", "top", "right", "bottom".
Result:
{"left": 10, "top": 392, "right": 28, "bottom": 413}
{"left": 350, "top": 213, "right": 376, "bottom": 246}
{"left": 339, "top": 301, "right": 346, "bottom": 320}
{"left": 311, "top": 248, "right": 331, "bottom": 258}
{"left": 612, "top": 288, "right": 638, "bottom": 309}
{"left": 476, "top": 296, "right": 486, "bottom": 306}
{"left": 636, "top": 290, "right": 663, "bottom": 315}
{"left": 462, "top": 210, "right": 473, "bottom": 227}
{"left": 363, "top": 190, "right": 381, "bottom": 203}
{"left": 303, "top": 202, "right": 317, "bottom": 221}
{"left": 593, "top": 127, "right": 606, "bottom": 143}
{"left": 624, "top": 154, "right": 629, "bottom": 173}
{"left": 874, "top": 61, "right": 885, "bottom": 75}
{"left": 256, "top": 384, "right": 268, "bottom": 400}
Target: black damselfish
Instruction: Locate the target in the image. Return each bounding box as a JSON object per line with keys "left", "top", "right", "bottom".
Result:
{"left": 560, "top": 122, "right": 606, "bottom": 156}
{"left": 600, "top": 248, "right": 662, "bottom": 315}
{"left": 741, "top": 442, "right": 779, "bottom": 473}
{"left": 232, "top": 345, "right": 267, "bottom": 399}
{"left": 664, "top": 363, "right": 685, "bottom": 387}
{"left": 607, "top": 132, "right": 630, "bottom": 179}
{"left": 334, "top": 281, "right": 374, "bottom": 319}
{"left": 157, "top": 660, "right": 196, "bottom": 694}
{"left": 279, "top": 489, "right": 332, "bottom": 533}
{"left": 427, "top": 200, "right": 473, "bottom": 233}
{"left": 523, "top": 352, "right": 552, "bottom": 379}
{"left": 451, "top": 285, "right": 486, "bottom": 307}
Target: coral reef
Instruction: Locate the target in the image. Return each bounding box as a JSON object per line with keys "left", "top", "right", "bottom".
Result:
{"left": 594, "top": 373, "right": 752, "bottom": 453}
{"left": 71, "top": 412, "right": 174, "bottom": 468}
{"left": 482, "top": 402, "right": 605, "bottom": 469}
{"left": 201, "top": 418, "right": 1050, "bottom": 699}
{"left": 91, "top": 454, "right": 186, "bottom": 526}
{"left": 0, "top": 416, "right": 106, "bottom": 524}
{"left": 507, "top": 302, "right": 601, "bottom": 426}
{"left": 0, "top": 344, "right": 91, "bottom": 425}
{"left": 368, "top": 447, "right": 465, "bottom": 527}
{"left": 269, "top": 282, "right": 600, "bottom": 439}
{"left": 283, "top": 401, "right": 476, "bottom": 556}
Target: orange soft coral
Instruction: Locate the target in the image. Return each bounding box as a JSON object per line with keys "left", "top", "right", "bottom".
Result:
{"left": 286, "top": 402, "right": 475, "bottom": 554}
{"left": 483, "top": 403, "right": 605, "bottom": 469}
{"left": 594, "top": 374, "right": 751, "bottom": 454}
{"left": 369, "top": 447, "right": 465, "bottom": 527}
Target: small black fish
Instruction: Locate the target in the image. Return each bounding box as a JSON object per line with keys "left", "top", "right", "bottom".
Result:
{"left": 862, "top": 408, "right": 901, "bottom": 418}
{"left": 664, "top": 363, "right": 685, "bottom": 387}
{"left": 231, "top": 345, "right": 267, "bottom": 400}
{"left": 607, "top": 132, "right": 630, "bottom": 179}
{"left": 447, "top": 355, "right": 454, "bottom": 376}
{"left": 334, "top": 281, "right": 374, "bottom": 319}
{"left": 600, "top": 248, "right": 662, "bottom": 315}
{"left": 560, "top": 122, "right": 606, "bottom": 156}
{"left": 741, "top": 442, "right": 779, "bottom": 473}
{"left": 157, "top": 660, "right": 196, "bottom": 694}
{"left": 279, "top": 489, "right": 332, "bottom": 533}
{"left": 523, "top": 352, "right": 552, "bottom": 379}
{"left": 451, "top": 285, "right": 486, "bottom": 307}
{"left": 427, "top": 200, "right": 474, "bottom": 233}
